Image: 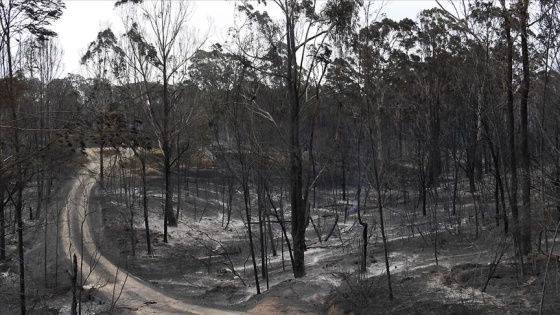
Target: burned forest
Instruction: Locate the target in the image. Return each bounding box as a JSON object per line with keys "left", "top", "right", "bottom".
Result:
{"left": 1, "top": 0, "right": 560, "bottom": 314}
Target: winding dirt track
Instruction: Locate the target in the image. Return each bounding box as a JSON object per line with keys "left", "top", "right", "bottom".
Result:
{"left": 60, "top": 149, "right": 246, "bottom": 314}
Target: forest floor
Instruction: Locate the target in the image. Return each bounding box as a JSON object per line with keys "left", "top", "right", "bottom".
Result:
{"left": 98, "top": 206, "right": 560, "bottom": 315}
{"left": 2, "top": 149, "right": 560, "bottom": 314}
{"left": 85, "top": 149, "right": 560, "bottom": 314}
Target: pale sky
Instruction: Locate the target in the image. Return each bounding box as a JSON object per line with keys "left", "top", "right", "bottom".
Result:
{"left": 51, "top": 0, "right": 440, "bottom": 76}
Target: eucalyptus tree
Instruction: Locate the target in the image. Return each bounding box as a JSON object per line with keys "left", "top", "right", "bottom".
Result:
{"left": 189, "top": 47, "right": 240, "bottom": 229}
{"left": 324, "top": 57, "right": 360, "bottom": 204}
{"left": 414, "top": 8, "right": 469, "bottom": 189}
{"left": 517, "top": 0, "right": 531, "bottom": 256}
{"left": 189, "top": 47, "right": 240, "bottom": 146}
{"left": 458, "top": 1, "right": 509, "bottom": 231}
{"left": 0, "top": 0, "right": 64, "bottom": 313}
{"left": 113, "top": 0, "right": 209, "bottom": 242}
{"left": 414, "top": 7, "right": 489, "bottom": 233}
{"left": 332, "top": 14, "right": 417, "bottom": 298}
{"left": 235, "top": 0, "right": 360, "bottom": 279}
{"left": 17, "top": 38, "right": 78, "bottom": 289}
{"left": 192, "top": 42, "right": 279, "bottom": 292}
{"left": 81, "top": 26, "right": 158, "bottom": 253}
{"left": 534, "top": 0, "right": 560, "bottom": 226}
{"left": 498, "top": 0, "right": 524, "bottom": 268}
{"left": 81, "top": 28, "right": 126, "bottom": 187}
{"left": 21, "top": 39, "right": 64, "bottom": 219}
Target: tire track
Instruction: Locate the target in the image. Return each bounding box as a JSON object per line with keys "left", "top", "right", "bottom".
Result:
{"left": 61, "top": 149, "right": 245, "bottom": 314}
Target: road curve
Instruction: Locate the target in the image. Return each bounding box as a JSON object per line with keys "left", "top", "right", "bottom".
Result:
{"left": 60, "top": 149, "right": 246, "bottom": 314}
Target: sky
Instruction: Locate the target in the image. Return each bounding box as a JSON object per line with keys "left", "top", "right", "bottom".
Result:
{"left": 51, "top": 0, "right": 441, "bottom": 76}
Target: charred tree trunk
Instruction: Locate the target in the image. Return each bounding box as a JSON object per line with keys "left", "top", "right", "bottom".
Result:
{"left": 242, "top": 179, "right": 260, "bottom": 294}
{"left": 163, "top": 144, "right": 175, "bottom": 244}
{"left": 5, "top": 34, "right": 26, "bottom": 313}
{"left": 341, "top": 153, "right": 347, "bottom": 202}
{"left": 427, "top": 98, "right": 442, "bottom": 187}
{"left": 162, "top": 58, "right": 177, "bottom": 241}
{"left": 519, "top": 0, "right": 532, "bottom": 255}
{"left": 501, "top": 0, "right": 523, "bottom": 272}
{"left": 16, "top": 177, "right": 25, "bottom": 314}
{"left": 258, "top": 173, "right": 267, "bottom": 280}
{"left": 142, "top": 159, "right": 152, "bottom": 255}
{"left": 0, "top": 191, "right": 5, "bottom": 261}
{"left": 71, "top": 254, "right": 78, "bottom": 315}
{"left": 100, "top": 142, "right": 105, "bottom": 187}
{"left": 266, "top": 183, "right": 295, "bottom": 271}
{"left": 375, "top": 162, "right": 393, "bottom": 300}
{"left": 285, "top": 7, "right": 306, "bottom": 278}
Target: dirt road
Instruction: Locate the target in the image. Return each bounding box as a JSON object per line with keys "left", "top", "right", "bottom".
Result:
{"left": 60, "top": 149, "right": 246, "bottom": 314}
